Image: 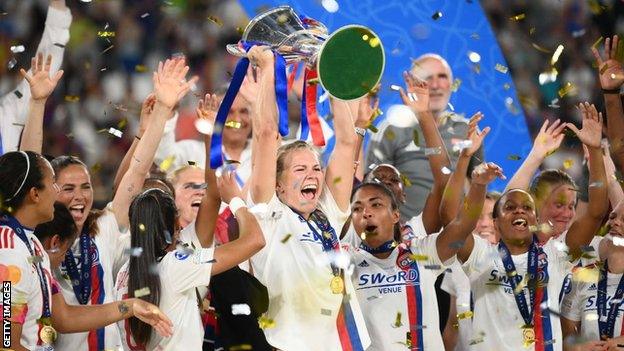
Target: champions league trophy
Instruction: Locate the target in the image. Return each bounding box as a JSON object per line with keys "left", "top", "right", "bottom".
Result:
{"left": 226, "top": 6, "right": 385, "bottom": 100}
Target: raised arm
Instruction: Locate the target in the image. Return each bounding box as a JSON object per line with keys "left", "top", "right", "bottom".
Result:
{"left": 565, "top": 103, "right": 608, "bottom": 256}
{"left": 438, "top": 162, "right": 504, "bottom": 262}
{"left": 211, "top": 169, "right": 265, "bottom": 275}
{"left": 591, "top": 35, "right": 624, "bottom": 170}
{"left": 399, "top": 71, "right": 452, "bottom": 232}
{"left": 52, "top": 293, "right": 172, "bottom": 337}
{"left": 504, "top": 119, "right": 566, "bottom": 192}
{"left": 112, "top": 94, "right": 155, "bottom": 194}
{"left": 604, "top": 143, "right": 624, "bottom": 207}
{"left": 247, "top": 46, "right": 279, "bottom": 204}
{"left": 113, "top": 58, "right": 198, "bottom": 228}
{"left": 326, "top": 97, "right": 359, "bottom": 211}
{"left": 18, "top": 53, "right": 63, "bottom": 153}
{"left": 439, "top": 113, "right": 490, "bottom": 226}
{"left": 353, "top": 95, "right": 378, "bottom": 181}
{"left": 194, "top": 93, "right": 222, "bottom": 248}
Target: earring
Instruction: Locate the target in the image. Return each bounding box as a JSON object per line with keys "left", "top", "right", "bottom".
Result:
{"left": 47, "top": 246, "right": 60, "bottom": 254}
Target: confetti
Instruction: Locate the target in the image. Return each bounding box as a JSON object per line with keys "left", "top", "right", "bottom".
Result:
{"left": 107, "top": 127, "right": 123, "bottom": 138}
{"left": 613, "top": 236, "right": 624, "bottom": 247}
{"left": 529, "top": 27, "right": 536, "bottom": 36}
{"left": 393, "top": 312, "right": 403, "bottom": 327}
{"left": 97, "top": 31, "right": 116, "bottom": 37}
{"left": 159, "top": 155, "right": 176, "bottom": 172}
{"left": 573, "top": 266, "right": 599, "bottom": 283}
{"left": 410, "top": 254, "right": 429, "bottom": 261}
{"left": 441, "top": 166, "right": 452, "bottom": 175}
{"left": 258, "top": 315, "right": 276, "bottom": 329}
{"left": 589, "top": 181, "right": 604, "bottom": 188}
{"left": 400, "top": 174, "right": 412, "bottom": 187}
{"left": 229, "top": 345, "right": 252, "bottom": 351}
{"left": 135, "top": 65, "right": 147, "bottom": 72}
{"left": 7, "top": 58, "right": 17, "bottom": 70}
{"left": 592, "top": 36, "right": 604, "bottom": 50}
{"left": 321, "top": 308, "right": 332, "bottom": 316}
{"left": 231, "top": 304, "right": 251, "bottom": 315}
{"left": 451, "top": 78, "right": 462, "bottom": 92}
{"left": 140, "top": 13, "right": 150, "bottom": 18}
{"left": 470, "top": 33, "right": 480, "bottom": 40}
{"left": 431, "top": 11, "right": 442, "bottom": 20}
{"left": 509, "top": 13, "right": 525, "bottom": 21}
{"left": 507, "top": 154, "right": 522, "bottom": 161}
{"left": 14, "top": 90, "right": 23, "bottom": 99}
{"left": 384, "top": 129, "right": 396, "bottom": 141}
{"left": 134, "top": 287, "right": 151, "bottom": 298}
{"left": 494, "top": 63, "right": 508, "bottom": 74}
{"left": 452, "top": 140, "right": 473, "bottom": 153}
{"left": 550, "top": 45, "right": 564, "bottom": 65}
{"left": 10, "top": 45, "right": 25, "bottom": 54}
{"left": 558, "top": 82, "right": 576, "bottom": 98}
{"left": 424, "top": 146, "right": 442, "bottom": 156}
{"left": 139, "top": 223, "right": 146, "bottom": 232}
{"left": 366, "top": 123, "right": 378, "bottom": 133}
{"left": 207, "top": 15, "right": 223, "bottom": 26}
{"left": 281, "top": 234, "right": 292, "bottom": 243}
{"left": 563, "top": 159, "right": 574, "bottom": 170}
{"left": 571, "top": 29, "right": 586, "bottom": 38}
{"left": 424, "top": 264, "right": 441, "bottom": 270}
{"left": 124, "top": 247, "right": 144, "bottom": 257}
{"left": 467, "top": 52, "right": 481, "bottom": 63}
{"left": 333, "top": 177, "right": 342, "bottom": 184}
{"left": 390, "top": 84, "right": 401, "bottom": 91}
{"left": 412, "top": 130, "right": 420, "bottom": 147}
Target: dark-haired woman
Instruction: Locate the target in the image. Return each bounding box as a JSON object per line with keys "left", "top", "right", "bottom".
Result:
{"left": 349, "top": 162, "right": 501, "bottom": 350}
{"left": 34, "top": 202, "right": 77, "bottom": 269}
{"left": 0, "top": 151, "right": 173, "bottom": 351}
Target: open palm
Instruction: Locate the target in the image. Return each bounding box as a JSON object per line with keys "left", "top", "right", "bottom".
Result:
{"left": 591, "top": 35, "right": 624, "bottom": 90}
{"left": 196, "top": 93, "right": 220, "bottom": 123}
{"left": 20, "top": 53, "right": 63, "bottom": 101}
{"left": 153, "top": 57, "right": 198, "bottom": 109}
{"left": 399, "top": 70, "right": 430, "bottom": 114}
{"left": 532, "top": 119, "right": 566, "bottom": 157}
{"left": 132, "top": 299, "right": 173, "bottom": 338}
{"left": 463, "top": 112, "right": 490, "bottom": 157}
{"left": 567, "top": 103, "right": 603, "bottom": 148}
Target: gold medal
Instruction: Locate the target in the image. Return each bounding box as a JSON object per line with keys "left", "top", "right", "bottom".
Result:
{"left": 330, "top": 276, "right": 344, "bottom": 294}
{"left": 522, "top": 326, "right": 535, "bottom": 346}
{"left": 39, "top": 324, "right": 57, "bottom": 344}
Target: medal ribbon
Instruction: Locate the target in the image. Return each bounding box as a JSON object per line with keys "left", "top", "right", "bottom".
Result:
{"left": 597, "top": 260, "right": 624, "bottom": 339}
{"left": 291, "top": 208, "right": 341, "bottom": 276}
{"left": 63, "top": 229, "right": 92, "bottom": 304}
{"left": 0, "top": 216, "right": 52, "bottom": 343}
{"left": 358, "top": 240, "right": 396, "bottom": 255}
{"left": 498, "top": 236, "right": 553, "bottom": 350}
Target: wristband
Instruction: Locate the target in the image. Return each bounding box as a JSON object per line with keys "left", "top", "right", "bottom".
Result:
{"left": 229, "top": 197, "right": 247, "bottom": 215}
{"left": 355, "top": 127, "right": 366, "bottom": 138}
{"left": 602, "top": 88, "right": 621, "bottom": 94}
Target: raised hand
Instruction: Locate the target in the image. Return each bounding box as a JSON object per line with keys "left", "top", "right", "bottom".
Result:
{"left": 20, "top": 53, "right": 64, "bottom": 101}
{"left": 153, "top": 57, "right": 199, "bottom": 109}
{"left": 356, "top": 94, "right": 379, "bottom": 128}
{"left": 591, "top": 35, "right": 624, "bottom": 90}
{"left": 138, "top": 93, "right": 156, "bottom": 136}
{"left": 217, "top": 169, "right": 243, "bottom": 204}
{"left": 196, "top": 93, "right": 220, "bottom": 124}
{"left": 399, "top": 70, "right": 429, "bottom": 114}
{"left": 239, "top": 67, "right": 259, "bottom": 106}
{"left": 462, "top": 112, "right": 490, "bottom": 157}
{"left": 131, "top": 299, "right": 173, "bottom": 338}
{"left": 247, "top": 45, "right": 275, "bottom": 70}
{"left": 567, "top": 103, "right": 603, "bottom": 149}
{"left": 531, "top": 119, "right": 567, "bottom": 158}
{"left": 471, "top": 162, "right": 505, "bottom": 185}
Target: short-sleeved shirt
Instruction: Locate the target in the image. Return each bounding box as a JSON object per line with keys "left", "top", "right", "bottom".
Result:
{"left": 366, "top": 112, "right": 482, "bottom": 219}
{"left": 440, "top": 261, "right": 472, "bottom": 351}
{"left": 462, "top": 235, "right": 574, "bottom": 351}
{"left": 561, "top": 265, "right": 624, "bottom": 341}
{"left": 0, "top": 225, "right": 54, "bottom": 349}
{"left": 54, "top": 208, "right": 129, "bottom": 350}
{"left": 248, "top": 185, "right": 357, "bottom": 350}
{"left": 115, "top": 245, "right": 215, "bottom": 351}
{"left": 351, "top": 234, "right": 449, "bottom": 350}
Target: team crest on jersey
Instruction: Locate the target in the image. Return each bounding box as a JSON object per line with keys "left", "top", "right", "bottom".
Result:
{"left": 174, "top": 250, "right": 190, "bottom": 260}
{"left": 358, "top": 260, "right": 369, "bottom": 267}
{"left": 397, "top": 251, "right": 414, "bottom": 270}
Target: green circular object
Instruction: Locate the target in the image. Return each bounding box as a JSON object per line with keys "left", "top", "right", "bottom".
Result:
{"left": 318, "top": 25, "right": 385, "bottom": 101}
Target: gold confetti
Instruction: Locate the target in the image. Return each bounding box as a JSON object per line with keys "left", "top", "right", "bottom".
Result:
{"left": 333, "top": 177, "right": 342, "bottom": 184}
{"left": 280, "top": 234, "right": 292, "bottom": 243}
{"left": 159, "top": 155, "right": 176, "bottom": 172}
{"left": 573, "top": 266, "right": 599, "bottom": 283}
{"left": 412, "top": 130, "right": 420, "bottom": 147}
{"left": 139, "top": 223, "right": 146, "bottom": 232}
{"left": 366, "top": 123, "right": 378, "bottom": 133}
{"left": 135, "top": 65, "right": 147, "bottom": 72}
{"left": 117, "top": 118, "right": 127, "bottom": 129}
{"left": 558, "top": 82, "right": 576, "bottom": 98}
{"left": 503, "top": 83, "right": 511, "bottom": 90}
{"left": 229, "top": 345, "right": 252, "bottom": 351}
{"left": 507, "top": 154, "right": 521, "bottom": 161}
{"left": 494, "top": 63, "right": 508, "bottom": 74}
{"left": 384, "top": 129, "right": 396, "bottom": 141}
{"left": 97, "top": 31, "right": 116, "bottom": 37}
{"left": 224, "top": 121, "right": 242, "bottom": 129}
{"left": 531, "top": 43, "right": 552, "bottom": 53}
{"left": 91, "top": 163, "right": 102, "bottom": 173}
{"left": 258, "top": 315, "right": 276, "bottom": 329}
{"left": 451, "top": 78, "right": 462, "bottom": 92}
{"left": 550, "top": 45, "right": 564, "bottom": 66}
{"left": 393, "top": 312, "right": 403, "bottom": 327}
{"left": 400, "top": 174, "right": 412, "bottom": 187}
{"left": 563, "top": 159, "right": 574, "bottom": 169}
{"left": 457, "top": 311, "right": 474, "bottom": 320}
{"left": 410, "top": 254, "right": 429, "bottom": 261}
{"left": 529, "top": 27, "right": 536, "bottom": 36}
{"left": 592, "top": 36, "right": 604, "bottom": 50}
{"left": 133, "top": 287, "right": 151, "bottom": 298}
{"left": 100, "top": 45, "right": 114, "bottom": 55}
{"left": 207, "top": 15, "right": 223, "bottom": 26}
{"left": 369, "top": 37, "right": 381, "bottom": 48}
{"left": 509, "top": 13, "right": 525, "bottom": 21}
{"left": 64, "top": 95, "right": 80, "bottom": 102}
{"left": 236, "top": 27, "right": 245, "bottom": 35}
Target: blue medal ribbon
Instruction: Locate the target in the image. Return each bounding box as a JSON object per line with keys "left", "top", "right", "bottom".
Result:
{"left": 597, "top": 260, "right": 624, "bottom": 339}
{"left": 0, "top": 215, "right": 51, "bottom": 318}
{"left": 497, "top": 236, "right": 540, "bottom": 327}
{"left": 290, "top": 208, "right": 341, "bottom": 276}
{"left": 358, "top": 239, "right": 396, "bottom": 254}
{"left": 63, "top": 229, "right": 93, "bottom": 305}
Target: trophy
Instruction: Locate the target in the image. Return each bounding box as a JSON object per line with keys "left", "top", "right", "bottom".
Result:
{"left": 226, "top": 6, "right": 385, "bottom": 100}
